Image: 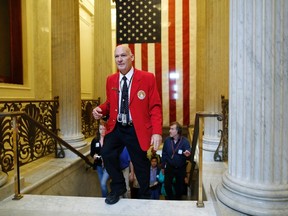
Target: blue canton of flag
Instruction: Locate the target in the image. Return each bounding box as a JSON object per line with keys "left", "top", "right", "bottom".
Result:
{"left": 116, "top": 0, "right": 161, "bottom": 44}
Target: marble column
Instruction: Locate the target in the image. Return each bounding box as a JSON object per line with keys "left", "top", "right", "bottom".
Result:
{"left": 93, "top": 0, "right": 113, "bottom": 101}
{"left": 202, "top": 0, "right": 229, "bottom": 161}
{"left": 217, "top": 1, "right": 288, "bottom": 215}
{"left": 51, "top": 0, "right": 86, "bottom": 151}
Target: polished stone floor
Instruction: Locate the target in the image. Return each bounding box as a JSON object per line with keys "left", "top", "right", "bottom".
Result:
{"left": 0, "top": 195, "right": 218, "bottom": 216}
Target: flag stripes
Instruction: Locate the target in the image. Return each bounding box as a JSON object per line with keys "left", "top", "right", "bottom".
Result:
{"left": 118, "top": 0, "right": 196, "bottom": 126}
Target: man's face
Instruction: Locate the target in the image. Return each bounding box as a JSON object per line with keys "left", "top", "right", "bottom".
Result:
{"left": 169, "top": 124, "right": 178, "bottom": 138}
{"left": 114, "top": 46, "right": 134, "bottom": 75}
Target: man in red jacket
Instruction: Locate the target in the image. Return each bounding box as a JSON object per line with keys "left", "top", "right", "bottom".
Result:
{"left": 93, "top": 45, "right": 162, "bottom": 204}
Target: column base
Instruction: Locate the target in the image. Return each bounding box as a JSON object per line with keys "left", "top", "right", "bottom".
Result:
{"left": 60, "top": 134, "right": 87, "bottom": 158}
{"left": 216, "top": 171, "right": 288, "bottom": 216}
{"left": 203, "top": 136, "right": 220, "bottom": 162}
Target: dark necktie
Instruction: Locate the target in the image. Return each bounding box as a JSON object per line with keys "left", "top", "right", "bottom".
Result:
{"left": 120, "top": 76, "right": 129, "bottom": 121}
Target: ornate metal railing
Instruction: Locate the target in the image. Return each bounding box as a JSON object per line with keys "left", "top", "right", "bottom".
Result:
{"left": 213, "top": 95, "right": 229, "bottom": 162}
{"left": 221, "top": 95, "right": 228, "bottom": 161}
{"left": 0, "top": 112, "right": 93, "bottom": 199}
{"left": 81, "top": 98, "right": 100, "bottom": 138}
{"left": 0, "top": 97, "right": 60, "bottom": 173}
{"left": 0, "top": 97, "right": 100, "bottom": 174}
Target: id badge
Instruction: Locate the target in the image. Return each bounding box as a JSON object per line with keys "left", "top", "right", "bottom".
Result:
{"left": 178, "top": 149, "right": 183, "bottom": 155}
{"left": 96, "top": 142, "right": 100, "bottom": 147}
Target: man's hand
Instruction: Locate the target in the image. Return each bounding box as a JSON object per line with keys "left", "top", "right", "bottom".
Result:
{"left": 151, "top": 134, "right": 162, "bottom": 151}
{"left": 183, "top": 150, "right": 191, "bottom": 157}
{"left": 92, "top": 106, "right": 103, "bottom": 120}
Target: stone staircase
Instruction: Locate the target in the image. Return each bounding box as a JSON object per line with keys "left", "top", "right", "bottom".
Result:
{"left": 0, "top": 138, "right": 245, "bottom": 216}
{"left": 0, "top": 194, "right": 218, "bottom": 216}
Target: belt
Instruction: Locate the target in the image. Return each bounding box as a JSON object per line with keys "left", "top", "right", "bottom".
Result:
{"left": 117, "top": 121, "right": 133, "bottom": 127}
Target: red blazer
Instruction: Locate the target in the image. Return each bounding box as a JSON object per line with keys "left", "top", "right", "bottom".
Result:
{"left": 99, "top": 69, "right": 162, "bottom": 151}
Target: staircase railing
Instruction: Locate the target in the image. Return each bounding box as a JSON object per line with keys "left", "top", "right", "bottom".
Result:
{"left": 0, "top": 97, "right": 60, "bottom": 173}
{"left": 81, "top": 98, "right": 101, "bottom": 138}
{"left": 189, "top": 112, "right": 223, "bottom": 207}
{"left": 0, "top": 97, "right": 100, "bottom": 174}
{"left": 0, "top": 111, "right": 93, "bottom": 200}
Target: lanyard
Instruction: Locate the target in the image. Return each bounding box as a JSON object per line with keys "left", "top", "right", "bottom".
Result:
{"left": 170, "top": 137, "right": 182, "bottom": 159}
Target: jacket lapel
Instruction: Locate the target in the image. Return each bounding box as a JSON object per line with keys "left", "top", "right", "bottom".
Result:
{"left": 111, "top": 73, "right": 120, "bottom": 103}
{"left": 130, "top": 69, "right": 141, "bottom": 103}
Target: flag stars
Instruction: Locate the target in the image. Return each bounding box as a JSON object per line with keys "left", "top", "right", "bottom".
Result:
{"left": 116, "top": 0, "right": 161, "bottom": 43}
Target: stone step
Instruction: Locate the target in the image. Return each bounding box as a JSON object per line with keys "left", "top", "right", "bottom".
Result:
{"left": 0, "top": 194, "right": 217, "bottom": 216}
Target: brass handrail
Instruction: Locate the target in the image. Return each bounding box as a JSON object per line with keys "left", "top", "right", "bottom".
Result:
{"left": 0, "top": 111, "right": 93, "bottom": 200}
{"left": 191, "top": 112, "right": 223, "bottom": 207}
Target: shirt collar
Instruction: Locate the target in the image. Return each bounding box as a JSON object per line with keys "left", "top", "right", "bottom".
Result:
{"left": 119, "top": 67, "right": 134, "bottom": 82}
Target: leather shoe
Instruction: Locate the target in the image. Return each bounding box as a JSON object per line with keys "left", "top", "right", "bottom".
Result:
{"left": 105, "top": 188, "right": 127, "bottom": 205}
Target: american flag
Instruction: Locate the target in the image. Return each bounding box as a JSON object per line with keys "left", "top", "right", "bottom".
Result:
{"left": 116, "top": 0, "right": 161, "bottom": 43}
{"left": 116, "top": 0, "right": 196, "bottom": 126}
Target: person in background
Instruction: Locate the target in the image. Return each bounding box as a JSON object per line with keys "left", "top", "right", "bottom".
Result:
{"left": 90, "top": 121, "right": 109, "bottom": 197}
{"left": 149, "top": 156, "right": 161, "bottom": 200}
{"left": 129, "top": 162, "right": 140, "bottom": 199}
{"left": 147, "top": 146, "right": 161, "bottom": 164}
{"left": 119, "top": 146, "right": 132, "bottom": 198}
{"left": 161, "top": 121, "right": 191, "bottom": 200}
{"left": 158, "top": 169, "right": 175, "bottom": 199}
{"left": 92, "top": 45, "right": 162, "bottom": 205}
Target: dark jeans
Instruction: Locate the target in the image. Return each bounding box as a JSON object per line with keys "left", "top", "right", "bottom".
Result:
{"left": 164, "top": 163, "right": 186, "bottom": 200}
